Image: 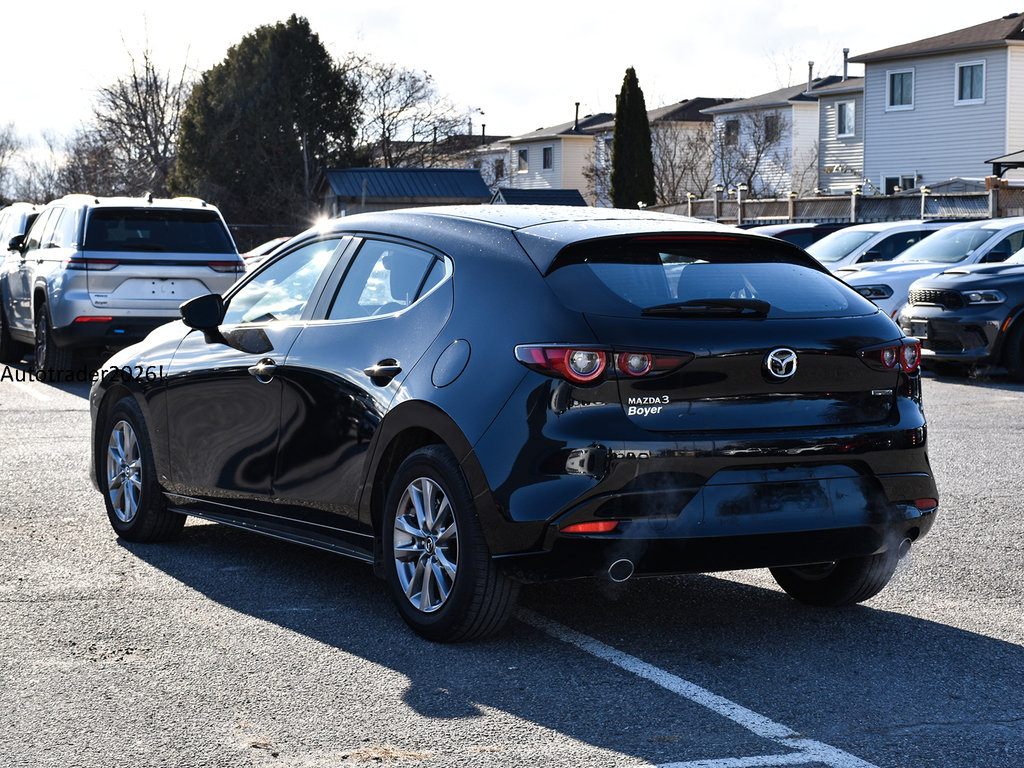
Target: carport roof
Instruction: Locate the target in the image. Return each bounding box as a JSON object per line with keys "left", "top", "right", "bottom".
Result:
{"left": 317, "top": 168, "right": 491, "bottom": 201}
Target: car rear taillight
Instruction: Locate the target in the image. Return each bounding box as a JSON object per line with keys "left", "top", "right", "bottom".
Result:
{"left": 208, "top": 261, "right": 242, "bottom": 273}
{"left": 65, "top": 257, "right": 119, "bottom": 271}
{"left": 72, "top": 316, "right": 113, "bottom": 323}
{"left": 515, "top": 345, "right": 692, "bottom": 385}
{"left": 860, "top": 339, "right": 921, "bottom": 373}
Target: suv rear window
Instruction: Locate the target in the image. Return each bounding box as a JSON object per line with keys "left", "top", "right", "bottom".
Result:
{"left": 84, "top": 208, "right": 235, "bottom": 254}
{"left": 546, "top": 236, "right": 877, "bottom": 319}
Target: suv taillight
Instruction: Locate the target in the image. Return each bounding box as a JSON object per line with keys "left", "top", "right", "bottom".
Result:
{"left": 515, "top": 345, "right": 692, "bottom": 385}
{"left": 65, "top": 257, "right": 118, "bottom": 271}
{"left": 208, "top": 261, "right": 242, "bottom": 273}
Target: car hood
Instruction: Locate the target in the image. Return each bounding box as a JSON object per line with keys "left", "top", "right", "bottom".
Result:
{"left": 910, "top": 262, "right": 1024, "bottom": 291}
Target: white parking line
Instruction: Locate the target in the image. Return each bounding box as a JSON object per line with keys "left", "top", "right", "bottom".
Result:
{"left": 6, "top": 378, "right": 51, "bottom": 402}
{"left": 516, "top": 608, "right": 881, "bottom": 768}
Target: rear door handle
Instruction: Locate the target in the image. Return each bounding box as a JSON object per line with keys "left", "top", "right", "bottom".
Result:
{"left": 364, "top": 359, "right": 402, "bottom": 386}
{"left": 247, "top": 358, "right": 277, "bottom": 384}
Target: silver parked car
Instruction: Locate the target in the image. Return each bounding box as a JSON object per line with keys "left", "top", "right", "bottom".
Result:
{"left": 0, "top": 195, "right": 243, "bottom": 374}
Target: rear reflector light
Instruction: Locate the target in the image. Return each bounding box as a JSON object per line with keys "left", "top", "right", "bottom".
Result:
{"left": 516, "top": 345, "right": 691, "bottom": 385}
{"left": 915, "top": 498, "right": 938, "bottom": 511}
{"left": 65, "top": 257, "right": 119, "bottom": 271}
{"left": 72, "top": 316, "right": 113, "bottom": 323}
{"left": 208, "top": 261, "right": 242, "bottom": 272}
{"left": 561, "top": 521, "right": 619, "bottom": 534}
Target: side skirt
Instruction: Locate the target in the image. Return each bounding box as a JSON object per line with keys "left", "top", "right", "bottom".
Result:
{"left": 165, "top": 495, "right": 375, "bottom": 564}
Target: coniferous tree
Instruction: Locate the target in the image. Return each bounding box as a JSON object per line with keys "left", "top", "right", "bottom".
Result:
{"left": 172, "top": 15, "right": 361, "bottom": 227}
{"left": 611, "top": 67, "right": 656, "bottom": 209}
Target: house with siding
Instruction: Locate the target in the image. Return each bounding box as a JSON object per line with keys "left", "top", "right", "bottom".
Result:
{"left": 702, "top": 76, "right": 842, "bottom": 197}
{"left": 504, "top": 111, "right": 613, "bottom": 204}
{"left": 850, "top": 13, "right": 1024, "bottom": 193}
{"left": 813, "top": 76, "right": 866, "bottom": 194}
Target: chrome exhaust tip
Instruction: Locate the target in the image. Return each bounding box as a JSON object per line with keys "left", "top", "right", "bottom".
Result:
{"left": 608, "top": 559, "right": 635, "bottom": 583}
{"left": 898, "top": 537, "right": 913, "bottom": 559}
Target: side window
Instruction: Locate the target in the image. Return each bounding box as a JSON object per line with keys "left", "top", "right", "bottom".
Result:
{"left": 222, "top": 238, "right": 340, "bottom": 325}
{"left": 870, "top": 232, "right": 922, "bottom": 261}
{"left": 23, "top": 209, "right": 54, "bottom": 254}
{"left": 985, "top": 231, "right": 1024, "bottom": 262}
{"left": 328, "top": 240, "right": 438, "bottom": 321}
{"left": 53, "top": 208, "right": 79, "bottom": 248}
{"left": 40, "top": 208, "right": 65, "bottom": 248}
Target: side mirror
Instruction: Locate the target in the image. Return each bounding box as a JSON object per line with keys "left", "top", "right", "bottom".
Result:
{"left": 180, "top": 293, "right": 225, "bottom": 330}
{"left": 8, "top": 234, "right": 25, "bottom": 253}
{"left": 861, "top": 249, "right": 886, "bottom": 262}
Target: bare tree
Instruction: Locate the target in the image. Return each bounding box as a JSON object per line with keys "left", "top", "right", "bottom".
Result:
{"left": 89, "top": 46, "right": 190, "bottom": 195}
{"left": 582, "top": 135, "right": 613, "bottom": 207}
{"left": 651, "top": 122, "right": 717, "bottom": 203}
{"left": 10, "top": 133, "right": 65, "bottom": 203}
{"left": 713, "top": 110, "right": 791, "bottom": 198}
{"left": 0, "top": 123, "right": 23, "bottom": 202}
{"left": 355, "top": 59, "right": 465, "bottom": 167}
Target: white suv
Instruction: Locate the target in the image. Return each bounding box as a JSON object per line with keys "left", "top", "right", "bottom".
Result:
{"left": 805, "top": 219, "right": 955, "bottom": 272}
{"left": 0, "top": 195, "right": 243, "bottom": 374}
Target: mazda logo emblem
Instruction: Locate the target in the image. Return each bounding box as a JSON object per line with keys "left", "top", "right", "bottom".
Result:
{"left": 765, "top": 348, "right": 798, "bottom": 379}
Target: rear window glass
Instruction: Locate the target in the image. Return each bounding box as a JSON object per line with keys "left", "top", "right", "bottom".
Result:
{"left": 84, "top": 208, "right": 235, "bottom": 254}
{"left": 546, "top": 236, "right": 877, "bottom": 319}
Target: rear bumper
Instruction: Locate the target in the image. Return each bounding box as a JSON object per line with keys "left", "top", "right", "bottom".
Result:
{"left": 51, "top": 316, "right": 173, "bottom": 351}
{"left": 498, "top": 504, "right": 936, "bottom": 582}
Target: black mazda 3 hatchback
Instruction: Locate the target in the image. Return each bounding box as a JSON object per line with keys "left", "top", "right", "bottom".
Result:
{"left": 90, "top": 206, "right": 938, "bottom": 641}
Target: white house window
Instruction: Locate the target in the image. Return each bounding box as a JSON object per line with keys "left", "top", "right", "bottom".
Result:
{"left": 517, "top": 148, "right": 528, "bottom": 172}
{"left": 763, "top": 113, "right": 780, "bottom": 143}
{"left": 724, "top": 119, "right": 739, "bottom": 146}
{"left": 955, "top": 61, "right": 985, "bottom": 104}
{"left": 542, "top": 146, "right": 553, "bottom": 170}
{"left": 887, "top": 69, "right": 914, "bottom": 110}
{"left": 494, "top": 158, "right": 505, "bottom": 180}
{"left": 837, "top": 101, "right": 855, "bottom": 137}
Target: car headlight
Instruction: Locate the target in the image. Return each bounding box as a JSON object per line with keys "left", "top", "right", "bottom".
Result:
{"left": 962, "top": 289, "right": 1005, "bottom": 304}
{"left": 854, "top": 284, "right": 893, "bottom": 300}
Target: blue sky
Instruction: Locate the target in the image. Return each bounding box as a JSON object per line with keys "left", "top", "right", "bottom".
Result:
{"left": 2, "top": 1, "right": 1011, "bottom": 144}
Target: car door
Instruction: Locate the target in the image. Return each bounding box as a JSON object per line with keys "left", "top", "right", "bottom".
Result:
{"left": 161, "top": 235, "right": 347, "bottom": 514}
{"left": 6, "top": 208, "right": 54, "bottom": 332}
{"left": 268, "top": 236, "right": 453, "bottom": 537}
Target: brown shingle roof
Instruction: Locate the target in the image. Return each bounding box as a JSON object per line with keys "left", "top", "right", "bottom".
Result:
{"left": 850, "top": 13, "right": 1024, "bottom": 62}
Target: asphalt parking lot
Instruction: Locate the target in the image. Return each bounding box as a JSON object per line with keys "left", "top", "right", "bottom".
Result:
{"left": 2, "top": 367, "right": 1022, "bottom": 768}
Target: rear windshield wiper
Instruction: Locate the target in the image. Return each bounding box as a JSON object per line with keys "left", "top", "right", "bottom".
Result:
{"left": 642, "top": 298, "right": 771, "bottom": 317}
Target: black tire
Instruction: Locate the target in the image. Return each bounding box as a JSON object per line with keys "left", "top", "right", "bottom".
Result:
{"left": 769, "top": 548, "right": 900, "bottom": 607}
{"left": 1003, "top": 319, "right": 1024, "bottom": 382}
{"left": 98, "top": 396, "right": 184, "bottom": 542}
{"left": 0, "top": 302, "right": 22, "bottom": 364}
{"left": 382, "top": 445, "right": 518, "bottom": 642}
{"left": 33, "top": 301, "right": 73, "bottom": 378}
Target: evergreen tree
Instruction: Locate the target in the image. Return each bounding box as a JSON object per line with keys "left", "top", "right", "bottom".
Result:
{"left": 172, "top": 15, "right": 361, "bottom": 227}
{"left": 611, "top": 67, "right": 656, "bottom": 209}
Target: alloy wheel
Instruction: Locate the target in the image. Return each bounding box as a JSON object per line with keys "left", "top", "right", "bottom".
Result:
{"left": 106, "top": 419, "right": 142, "bottom": 523}
{"left": 392, "top": 476, "right": 459, "bottom": 613}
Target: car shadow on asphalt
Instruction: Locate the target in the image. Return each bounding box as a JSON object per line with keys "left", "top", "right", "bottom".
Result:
{"left": 120, "top": 520, "right": 1024, "bottom": 767}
